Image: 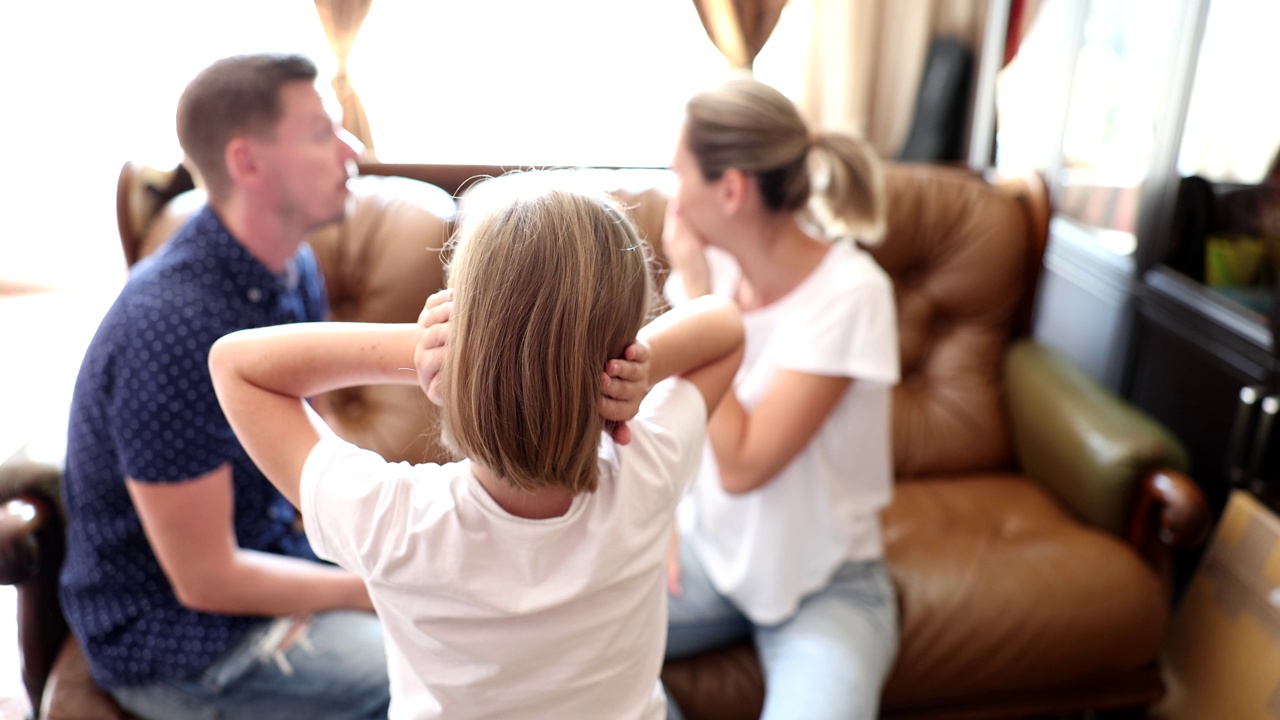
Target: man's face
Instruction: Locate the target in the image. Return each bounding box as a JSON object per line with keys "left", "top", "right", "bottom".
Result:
{"left": 257, "top": 81, "right": 359, "bottom": 231}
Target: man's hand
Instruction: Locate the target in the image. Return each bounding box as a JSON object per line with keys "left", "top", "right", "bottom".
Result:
{"left": 415, "top": 289, "right": 453, "bottom": 406}
{"left": 602, "top": 341, "right": 651, "bottom": 445}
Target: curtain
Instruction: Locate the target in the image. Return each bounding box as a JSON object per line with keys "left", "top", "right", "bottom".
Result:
{"left": 802, "top": 0, "right": 985, "bottom": 158}
{"left": 693, "top": 0, "right": 789, "bottom": 70}
{"left": 314, "top": 0, "right": 376, "bottom": 158}
{"left": 1004, "top": 0, "right": 1043, "bottom": 66}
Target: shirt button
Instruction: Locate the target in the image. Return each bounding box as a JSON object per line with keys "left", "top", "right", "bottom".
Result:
{"left": 247, "top": 288, "right": 263, "bottom": 302}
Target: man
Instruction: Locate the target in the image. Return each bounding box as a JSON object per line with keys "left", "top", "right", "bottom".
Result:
{"left": 59, "top": 53, "right": 389, "bottom": 719}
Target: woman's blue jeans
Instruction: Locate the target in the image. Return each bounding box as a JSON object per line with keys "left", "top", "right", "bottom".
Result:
{"left": 665, "top": 542, "right": 898, "bottom": 720}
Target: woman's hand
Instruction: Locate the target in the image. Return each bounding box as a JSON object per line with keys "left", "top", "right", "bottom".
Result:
{"left": 602, "top": 341, "right": 651, "bottom": 445}
{"left": 415, "top": 289, "right": 453, "bottom": 406}
{"left": 662, "top": 199, "right": 712, "bottom": 299}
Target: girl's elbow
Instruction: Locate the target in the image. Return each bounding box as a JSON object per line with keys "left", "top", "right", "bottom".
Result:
{"left": 719, "top": 468, "right": 767, "bottom": 495}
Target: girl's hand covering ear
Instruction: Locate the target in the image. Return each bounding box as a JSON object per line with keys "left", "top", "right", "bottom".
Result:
{"left": 415, "top": 289, "right": 453, "bottom": 406}
{"left": 602, "top": 340, "right": 651, "bottom": 445}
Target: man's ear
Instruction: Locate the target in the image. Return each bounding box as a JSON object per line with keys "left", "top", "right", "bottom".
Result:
{"left": 719, "top": 168, "right": 750, "bottom": 215}
{"left": 224, "top": 137, "right": 260, "bottom": 187}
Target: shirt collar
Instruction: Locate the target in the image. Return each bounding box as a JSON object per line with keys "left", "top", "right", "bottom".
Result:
{"left": 185, "top": 206, "right": 300, "bottom": 304}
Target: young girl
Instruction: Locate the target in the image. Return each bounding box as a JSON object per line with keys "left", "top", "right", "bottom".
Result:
{"left": 661, "top": 78, "right": 900, "bottom": 720}
{"left": 209, "top": 186, "right": 744, "bottom": 719}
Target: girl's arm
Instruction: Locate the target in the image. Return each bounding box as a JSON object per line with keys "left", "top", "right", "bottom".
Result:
{"left": 706, "top": 372, "right": 852, "bottom": 494}
{"left": 209, "top": 322, "right": 421, "bottom": 508}
{"left": 639, "top": 294, "right": 744, "bottom": 415}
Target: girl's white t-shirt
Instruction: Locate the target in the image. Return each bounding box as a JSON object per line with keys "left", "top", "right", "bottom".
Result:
{"left": 300, "top": 378, "right": 707, "bottom": 720}
{"left": 670, "top": 241, "right": 899, "bottom": 625}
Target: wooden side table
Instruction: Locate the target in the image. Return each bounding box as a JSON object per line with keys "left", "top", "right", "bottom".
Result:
{"left": 1154, "top": 489, "right": 1280, "bottom": 719}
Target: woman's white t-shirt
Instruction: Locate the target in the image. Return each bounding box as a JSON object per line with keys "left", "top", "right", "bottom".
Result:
{"left": 671, "top": 241, "right": 899, "bottom": 625}
{"left": 300, "top": 378, "right": 707, "bottom": 720}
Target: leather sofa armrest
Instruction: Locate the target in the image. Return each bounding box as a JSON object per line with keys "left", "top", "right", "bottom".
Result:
{"left": 1004, "top": 339, "right": 1192, "bottom": 537}
{"left": 0, "top": 461, "right": 64, "bottom": 584}
{"left": 0, "top": 461, "right": 71, "bottom": 716}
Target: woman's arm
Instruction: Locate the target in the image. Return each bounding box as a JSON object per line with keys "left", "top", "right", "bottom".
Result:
{"left": 708, "top": 371, "right": 853, "bottom": 494}
{"left": 209, "top": 322, "right": 420, "bottom": 508}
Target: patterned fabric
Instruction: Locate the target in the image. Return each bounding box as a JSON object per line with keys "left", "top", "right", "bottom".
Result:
{"left": 59, "top": 206, "right": 326, "bottom": 689}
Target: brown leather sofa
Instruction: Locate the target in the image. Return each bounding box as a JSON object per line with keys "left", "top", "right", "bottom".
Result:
{"left": 0, "top": 160, "right": 1211, "bottom": 719}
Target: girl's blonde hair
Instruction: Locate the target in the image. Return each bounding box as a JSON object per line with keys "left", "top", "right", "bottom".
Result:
{"left": 684, "top": 77, "right": 887, "bottom": 244}
{"left": 441, "top": 185, "right": 653, "bottom": 495}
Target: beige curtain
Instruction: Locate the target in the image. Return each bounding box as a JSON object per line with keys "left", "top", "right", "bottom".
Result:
{"left": 314, "top": 0, "right": 376, "bottom": 158}
{"left": 693, "top": 0, "right": 789, "bottom": 70}
{"left": 802, "top": 0, "right": 985, "bottom": 158}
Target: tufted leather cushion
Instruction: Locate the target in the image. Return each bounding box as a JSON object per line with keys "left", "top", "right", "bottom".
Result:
{"left": 305, "top": 175, "right": 456, "bottom": 464}
{"left": 869, "top": 164, "right": 1024, "bottom": 478}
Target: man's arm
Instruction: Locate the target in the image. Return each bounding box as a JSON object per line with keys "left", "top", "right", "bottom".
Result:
{"left": 126, "top": 464, "right": 372, "bottom": 615}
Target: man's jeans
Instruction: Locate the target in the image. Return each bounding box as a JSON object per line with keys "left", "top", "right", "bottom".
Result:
{"left": 665, "top": 542, "right": 898, "bottom": 720}
{"left": 111, "top": 610, "right": 390, "bottom": 720}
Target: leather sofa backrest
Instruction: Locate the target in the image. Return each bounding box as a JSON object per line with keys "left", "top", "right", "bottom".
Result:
{"left": 133, "top": 174, "right": 457, "bottom": 464}
{"left": 870, "top": 164, "right": 1032, "bottom": 478}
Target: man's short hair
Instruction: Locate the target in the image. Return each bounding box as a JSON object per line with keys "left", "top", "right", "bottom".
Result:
{"left": 176, "top": 53, "right": 318, "bottom": 201}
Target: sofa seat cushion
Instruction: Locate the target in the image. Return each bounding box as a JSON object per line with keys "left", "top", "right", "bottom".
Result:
{"left": 42, "top": 636, "right": 132, "bottom": 720}
{"left": 882, "top": 475, "right": 1166, "bottom": 709}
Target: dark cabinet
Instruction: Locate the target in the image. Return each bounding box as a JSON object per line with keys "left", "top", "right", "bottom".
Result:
{"left": 1119, "top": 0, "right": 1280, "bottom": 532}
{"left": 1128, "top": 269, "right": 1276, "bottom": 519}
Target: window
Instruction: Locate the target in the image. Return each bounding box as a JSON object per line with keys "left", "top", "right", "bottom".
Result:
{"left": 1167, "top": 0, "right": 1280, "bottom": 318}
{"left": 351, "top": 1, "right": 731, "bottom": 167}
{"left": 1176, "top": 0, "right": 1280, "bottom": 184}
{"left": 1057, "top": 0, "right": 1179, "bottom": 252}
{"left": 995, "top": 0, "right": 1181, "bottom": 255}
{"left": 5, "top": 1, "right": 804, "bottom": 292}
{"left": 2, "top": 1, "right": 331, "bottom": 291}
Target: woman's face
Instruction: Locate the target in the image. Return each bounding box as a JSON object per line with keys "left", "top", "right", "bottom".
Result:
{"left": 670, "top": 124, "right": 721, "bottom": 242}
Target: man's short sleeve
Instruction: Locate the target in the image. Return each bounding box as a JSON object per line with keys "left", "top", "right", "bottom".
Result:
{"left": 108, "top": 309, "right": 237, "bottom": 483}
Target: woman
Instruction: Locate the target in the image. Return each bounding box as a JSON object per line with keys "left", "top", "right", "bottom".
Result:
{"left": 662, "top": 77, "right": 900, "bottom": 720}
